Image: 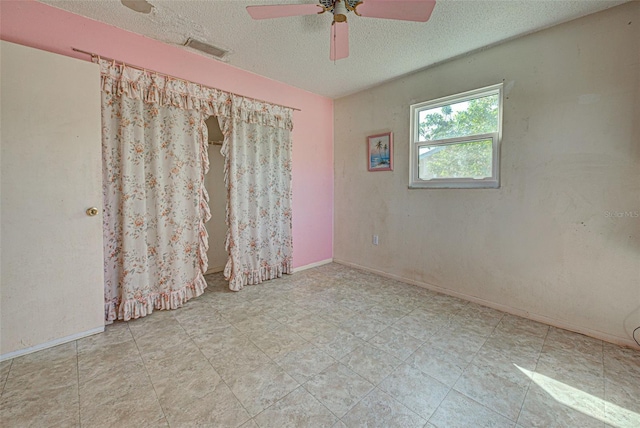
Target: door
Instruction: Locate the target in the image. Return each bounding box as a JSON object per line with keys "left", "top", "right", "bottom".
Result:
{"left": 1, "top": 41, "right": 104, "bottom": 358}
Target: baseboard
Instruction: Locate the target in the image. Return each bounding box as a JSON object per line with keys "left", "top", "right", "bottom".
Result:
{"left": 207, "top": 259, "right": 334, "bottom": 275}
{"left": 0, "top": 326, "right": 105, "bottom": 362}
{"left": 205, "top": 265, "right": 225, "bottom": 275}
{"left": 333, "top": 258, "right": 640, "bottom": 350}
{"left": 293, "top": 258, "right": 333, "bottom": 273}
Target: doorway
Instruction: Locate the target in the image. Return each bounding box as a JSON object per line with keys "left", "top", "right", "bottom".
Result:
{"left": 203, "top": 116, "right": 227, "bottom": 274}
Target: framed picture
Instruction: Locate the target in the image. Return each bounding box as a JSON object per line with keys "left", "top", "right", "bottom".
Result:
{"left": 367, "top": 132, "right": 393, "bottom": 171}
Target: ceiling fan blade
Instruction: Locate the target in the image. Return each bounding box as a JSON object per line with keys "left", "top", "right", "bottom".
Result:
{"left": 355, "top": 0, "right": 436, "bottom": 22}
{"left": 247, "top": 3, "right": 324, "bottom": 20}
{"left": 330, "top": 21, "right": 349, "bottom": 61}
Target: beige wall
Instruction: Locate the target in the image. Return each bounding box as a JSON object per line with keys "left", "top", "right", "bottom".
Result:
{"left": 334, "top": 3, "right": 640, "bottom": 347}
{"left": 204, "top": 117, "right": 228, "bottom": 273}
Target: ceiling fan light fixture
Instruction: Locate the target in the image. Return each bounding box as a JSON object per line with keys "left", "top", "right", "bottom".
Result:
{"left": 184, "top": 38, "right": 228, "bottom": 60}
{"left": 333, "top": 0, "right": 348, "bottom": 23}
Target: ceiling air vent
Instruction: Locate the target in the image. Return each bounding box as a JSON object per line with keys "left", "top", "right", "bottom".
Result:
{"left": 184, "top": 38, "right": 228, "bottom": 60}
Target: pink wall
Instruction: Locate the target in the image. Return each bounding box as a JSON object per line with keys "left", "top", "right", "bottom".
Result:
{"left": 0, "top": 0, "right": 333, "bottom": 269}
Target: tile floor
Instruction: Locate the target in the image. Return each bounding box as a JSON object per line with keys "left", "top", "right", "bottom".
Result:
{"left": 1, "top": 263, "right": 639, "bottom": 427}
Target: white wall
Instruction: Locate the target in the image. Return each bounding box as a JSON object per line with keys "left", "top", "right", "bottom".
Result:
{"left": 204, "top": 117, "right": 228, "bottom": 273}
{"left": 334, "top": 2, "right": 640, "bottom": 347}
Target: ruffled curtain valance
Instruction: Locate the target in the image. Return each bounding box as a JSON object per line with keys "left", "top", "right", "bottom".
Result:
{"left": 99, "top": 60, "right": 294, "bottom": 131}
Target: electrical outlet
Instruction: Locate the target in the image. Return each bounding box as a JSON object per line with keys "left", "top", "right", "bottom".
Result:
{"left": 373, "top": 235, "right": 379, "bottom": 245}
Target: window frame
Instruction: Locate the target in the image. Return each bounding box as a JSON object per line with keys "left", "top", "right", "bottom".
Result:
{"left": 409, "top": 83, "right": 503, "bottom": 189}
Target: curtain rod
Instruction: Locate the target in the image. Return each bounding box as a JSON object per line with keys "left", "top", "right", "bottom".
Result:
{"left": 72, "top": 48, "right": 301, "bottom": 112}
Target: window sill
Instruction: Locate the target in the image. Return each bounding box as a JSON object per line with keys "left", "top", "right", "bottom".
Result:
{"left": 409, "top": 179, "right": 499, "bottom": 189}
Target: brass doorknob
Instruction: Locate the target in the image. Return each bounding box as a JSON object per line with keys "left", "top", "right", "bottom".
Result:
{"left": 86, "top": 207, "right": 99, "bottom": 216}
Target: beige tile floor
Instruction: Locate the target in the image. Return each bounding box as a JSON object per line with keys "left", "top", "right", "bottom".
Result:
{"left": 1, "top": 263, "right": 639, "bottom": 427}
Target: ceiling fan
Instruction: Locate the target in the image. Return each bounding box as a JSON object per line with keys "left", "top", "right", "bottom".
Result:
{"left": 246, "top": 0, "right": 436, "bottom": 60}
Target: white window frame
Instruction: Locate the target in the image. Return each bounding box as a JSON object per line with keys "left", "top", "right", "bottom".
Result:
{"left": 409, "top": 83, "right": 503, "bottom": 189}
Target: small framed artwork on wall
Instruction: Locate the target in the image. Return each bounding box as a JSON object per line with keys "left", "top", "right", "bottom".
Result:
{"left": 367, "top": 132, "right": 393, "bottom": 171}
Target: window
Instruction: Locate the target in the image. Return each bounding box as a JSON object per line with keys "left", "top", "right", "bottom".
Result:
{"left": 409, "top": 83, "right": 503, "bottom": 188}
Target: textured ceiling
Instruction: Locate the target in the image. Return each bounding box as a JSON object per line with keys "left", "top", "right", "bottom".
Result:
{"left": 40, "top": 0, "right": 628, "bottom": 98}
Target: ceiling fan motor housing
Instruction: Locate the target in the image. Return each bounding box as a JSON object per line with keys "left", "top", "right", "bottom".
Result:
{"left": 320, "top": 0, "right": 361, "bottom": 23}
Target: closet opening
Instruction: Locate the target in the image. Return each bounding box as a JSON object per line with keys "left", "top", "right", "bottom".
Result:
{"left": 204, "top": 116, "right": 227, "bottom": 274}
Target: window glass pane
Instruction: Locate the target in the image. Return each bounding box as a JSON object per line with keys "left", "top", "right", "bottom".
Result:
{"left": 418, "top": 139, "right": 493, "bottom": 180}
{"left": 418, "top": 94, "right": 499, "bottom": 141}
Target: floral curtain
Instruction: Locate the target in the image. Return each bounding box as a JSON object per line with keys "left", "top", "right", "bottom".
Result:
{"left": 100, "top": 60, "right": 294, "bottom": 320}
{"left": 101, "top": 62, "right": 210, "bottom": 321}
{"left": 219, "top": 113, "right": 294, "bottom": 291}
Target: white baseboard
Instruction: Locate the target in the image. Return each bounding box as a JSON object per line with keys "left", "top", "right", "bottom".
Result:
{"left": 206, "top": 259, "right": 334, "bottom": 276}
{"left": 333, "top": 258, "right": 640, "bottom": 350}
{"left": 293, "top": 258, "right": 334, "bottom": 273}
{"left": 205, "top": 265, "right": 225, "bottom": 275}
{"left": 0, "top": 326, "right": 105, "bottom": 362}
